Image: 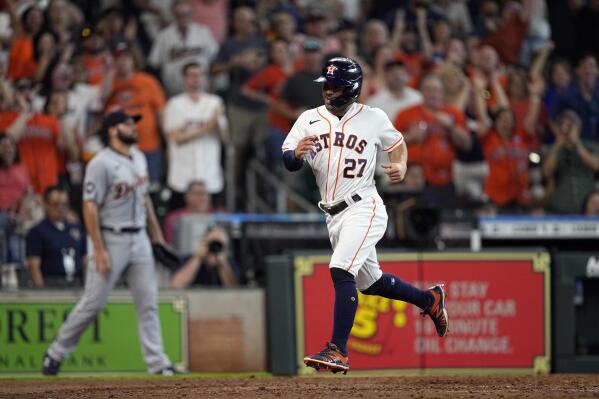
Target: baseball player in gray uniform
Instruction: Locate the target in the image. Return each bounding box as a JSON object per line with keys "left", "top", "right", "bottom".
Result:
{"left": 42, "top": 110, "right": 178, "bottom": 376}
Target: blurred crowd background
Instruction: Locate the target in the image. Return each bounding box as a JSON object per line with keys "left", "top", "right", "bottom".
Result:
{"left": 1, "top": 0, "right": 599, "bottom": 288}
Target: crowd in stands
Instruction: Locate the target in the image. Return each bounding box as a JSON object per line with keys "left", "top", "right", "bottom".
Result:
{"left": 1, "top": 0, "right": 599, "bottom": 287}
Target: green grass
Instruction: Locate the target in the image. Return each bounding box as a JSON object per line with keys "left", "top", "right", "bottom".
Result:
{"left": 0, "top": 371, "right": 272, "bottom": 381}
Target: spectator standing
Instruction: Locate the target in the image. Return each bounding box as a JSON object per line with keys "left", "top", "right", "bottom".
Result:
{"left": 0, "top": 134, "right": 30, "bottom": 213}
{"left": 210, "top": 5, "right": 266, "bottom": 208}
{"left": 277, "top": 40, "right": 325, "bottom": 118}
{"left": 149, "top": 0, "right": 218, "bottom": 97}
{"left": 169, "top": 226, "right": 238, "bottom": 288}
{"left": 241, "top": 39, "right": 299, "bottom": 172}
{"left": 1, "top": 79, "right": 61, "bottom": 194}
{"left": 269, "top": 10, "right": 303, "bottom": 59}
{"left": 163, "top": 181, "right": 213, "bottom": 245}
{"left": 190, "top": 0, "right": 229, "bottom": 45}
{"left": 26, "top": 186, "right": 86, "bottom": 287}
{"left": 544, "top": 58, "right": 572, "bottom": 121}
{"left": 0, "top": 134, "right": 33, "bottom": 265}
{"left": 6, "top": 2, "right": 43, "bottom": 81}
{"left": 506, "top": 66, "right": 546, "bottom": 150}
{"left": 45, "top": 90, "right": 79, "bottom": 187}
{"left": 556, "top": 55, "right": 599, "bottom": 142}
{"left": 394, "top": 75, "right": 471, "bottom": 207}
{"left": 106, "top": 42, "right": 166, "bottom": 185}
{"left": 480, "top": 0, "right": 531, "bottom": 66}
{"left": 366, "top": 60, "right": 422, "bottom": 123}
{"left": 479, "top": 108, "right": 530, "bottom": 210}
{"left": 299, "top": 7, "right": 341, "bottom": 58}
{"left": 163, "top": 62, "right": 228, "bottom": 208}
{"left": 543, "top": 110, "right": 599, "bottom": 214}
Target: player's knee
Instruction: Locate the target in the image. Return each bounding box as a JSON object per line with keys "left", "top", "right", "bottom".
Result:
{"left": 330, "top": 267, "right": 354, "bottom": 284}
{"left": 360, "top": 275, "right": 384, "bottom": 295}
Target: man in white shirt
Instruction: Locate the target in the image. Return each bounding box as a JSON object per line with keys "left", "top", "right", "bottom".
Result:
{"left": 149, "top": 0, "right": 218, "bottom": 97}
{"left": 163, "top": 62, "right": 228, "bottom": 209}
{"left": 366, "top": 60, "right": 422, "bottom": 122}
{"left": 366, "top": 60, "right": 422, "bottom": 184}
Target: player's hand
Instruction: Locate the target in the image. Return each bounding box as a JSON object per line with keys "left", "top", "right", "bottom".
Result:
{"left": 381, "top": 162, "right": 407, "bottom": 184}
{"left": 94, "top": 247, "right": 111, "bottom": 276}
{"left": 294, "top": 135, "right": 318, "bottom": 159}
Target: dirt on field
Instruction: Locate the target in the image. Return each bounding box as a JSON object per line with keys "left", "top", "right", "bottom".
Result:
{"left": 2, "top": 374, "right": 599, "bottom": 399}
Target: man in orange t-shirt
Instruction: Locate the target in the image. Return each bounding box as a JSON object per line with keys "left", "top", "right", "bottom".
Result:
{"left": 105, "top": 42, "right": 166, "bottom": 183}
{"left": 0, "top": 112, "right": 60, "bottom": 195}
{"left": 394, "top": 75, "right": 471, "bottom": 198}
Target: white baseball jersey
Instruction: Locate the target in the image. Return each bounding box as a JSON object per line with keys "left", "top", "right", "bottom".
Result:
{"left": 282, "top": 103, "right": 404, "bottom": 290}
{"left": 163, "top": 92, "right": 228, "bottom": 193}
{"left": 282, "top": 102, "right": 404, "bottom": 206}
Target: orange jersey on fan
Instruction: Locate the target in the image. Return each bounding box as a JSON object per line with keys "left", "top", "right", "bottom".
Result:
{"left": 81, "top": 54, "right": 106, "bottom": 86}
{"left": 395, "top": 52, "right": 427, "bottom": 89}
{"left": 0, "top": 112, "right": 60, "bottom": 194}
{"left": 7, "top": 35, "right": 36, "bottom": 80}
{"left": 481, "top": 130, "right": 529, "bottom": 206}
{"left": 394, "top": 104, "right": 466, "bottom": 186}
{"left": 106, "top": 72, "right": 166, "bottom": 153}
{"left": 509, "top": 98, "right": 547, "bottom": 151}
{"left": 244, "top": 63, "right": 300, "bottom": 132}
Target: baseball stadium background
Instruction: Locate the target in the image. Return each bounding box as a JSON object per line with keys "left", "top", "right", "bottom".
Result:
{"left": 1, "top": 0, "right": 599, "bottom": 397}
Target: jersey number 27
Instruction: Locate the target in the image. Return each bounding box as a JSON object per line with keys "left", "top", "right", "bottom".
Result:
{"left": 343, "top": 158, "right": 367, "bottom": 178}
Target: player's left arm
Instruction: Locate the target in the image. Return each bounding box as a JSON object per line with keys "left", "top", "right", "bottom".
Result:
{"left": 144, "top": 195, "right": 166, "bottom": 244}
{"left": 376, "top": 108, "right": 408, "bottom": 183}
{"left": 383, "top": 141, "right": 408, "bottom": 183}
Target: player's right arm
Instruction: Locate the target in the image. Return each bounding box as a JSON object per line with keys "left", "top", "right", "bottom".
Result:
{"left": 82, "top": 158, "right": 111, "bottom": 276}
{"left": 83, "top": 200, "right": 111, "bottom": 276}
{"left": 282, "top": 112, "right": 316, "bottom": 172}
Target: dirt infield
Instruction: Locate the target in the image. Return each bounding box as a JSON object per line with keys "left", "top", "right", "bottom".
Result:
{"left": 2, "top": 374, "right": 599, "bottom": 399}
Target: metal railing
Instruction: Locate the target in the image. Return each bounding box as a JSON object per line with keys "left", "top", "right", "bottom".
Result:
{"left": 245, "top": 159, "right": 319, "bottom": 213}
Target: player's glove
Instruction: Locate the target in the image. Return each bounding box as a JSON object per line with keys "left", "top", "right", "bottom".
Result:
{"left": 152, "top": 243, "right": 181, "bottom": 271}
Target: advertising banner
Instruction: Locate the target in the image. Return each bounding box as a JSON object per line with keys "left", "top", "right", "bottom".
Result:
{"left": 0, "top": 297, "right": 187, "bottom": 373}
{"left": 295, "top": 252, "right": 550, "bottom": 373}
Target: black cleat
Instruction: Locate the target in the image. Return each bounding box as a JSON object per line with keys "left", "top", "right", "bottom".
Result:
{"left": 153, "top": 365, "right": 184, "bottom": 375}
{"left": 42, "top": 352, "right": 62, "bottom": 376}
{"left": 421, "top": 284, "right": 449, "bottom": 337}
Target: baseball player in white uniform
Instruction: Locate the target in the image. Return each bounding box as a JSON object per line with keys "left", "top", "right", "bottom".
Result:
{"left": 42, "top": 110, "right": 178, "bottom": 376}
{"left": 282, "top": 58, "right": 449, "bottom": 374}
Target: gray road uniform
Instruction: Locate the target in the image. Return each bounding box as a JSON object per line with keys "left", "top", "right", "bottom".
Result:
{"left": 46, "top": 147, "right": 170, "bottom": 373}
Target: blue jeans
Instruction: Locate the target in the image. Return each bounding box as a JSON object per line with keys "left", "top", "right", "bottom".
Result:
{"left": 0, "top": 213, "right": 24, "bottom": 264}
{"left": 144, "top": 149, "right": 163, "bottom": 185}
{"left": 267, "top": 127, "right": 287, "bottom": 176}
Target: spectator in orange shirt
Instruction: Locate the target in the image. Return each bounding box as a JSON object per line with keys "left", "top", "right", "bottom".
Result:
{"left": 506, "top": 66, "right": 547, "bottom": 150}
{"left": 394, "top": 74, "right": 471, "bottom": 207}
{"left": 0, "top": 79, "right": 61, "bottom": 195}
{"left": 241, "top": 39, "right": 300, "bottom": 172}
{"left": 6, "top": 3, "right": 44, "bottom": 81}
{"left": 76, "top": 24, "right": 112, "bottom": 87}
{"left": 106, "top": 41, "right": 166, "bottom": 185}
{"left": 480, "top": 1, "right": 531, "bottom": 66}
{"left": 480, "top": 108, "right": 530, "bottom": 210}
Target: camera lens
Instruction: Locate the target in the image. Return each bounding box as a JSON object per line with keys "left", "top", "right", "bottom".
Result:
{"left": 207, "top": 240, "right": 224, "bottom": 254}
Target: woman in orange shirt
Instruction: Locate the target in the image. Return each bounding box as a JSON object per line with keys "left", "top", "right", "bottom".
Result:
{"left": 480, "top": 108, "right": 530, "bottom": 209}
{"left": 6, "top": 4, "right": 44, "bottom": 80}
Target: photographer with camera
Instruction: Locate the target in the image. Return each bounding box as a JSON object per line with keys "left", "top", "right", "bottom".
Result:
{"left": 169, "top": 226, "right": 238, "bottom": 288}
